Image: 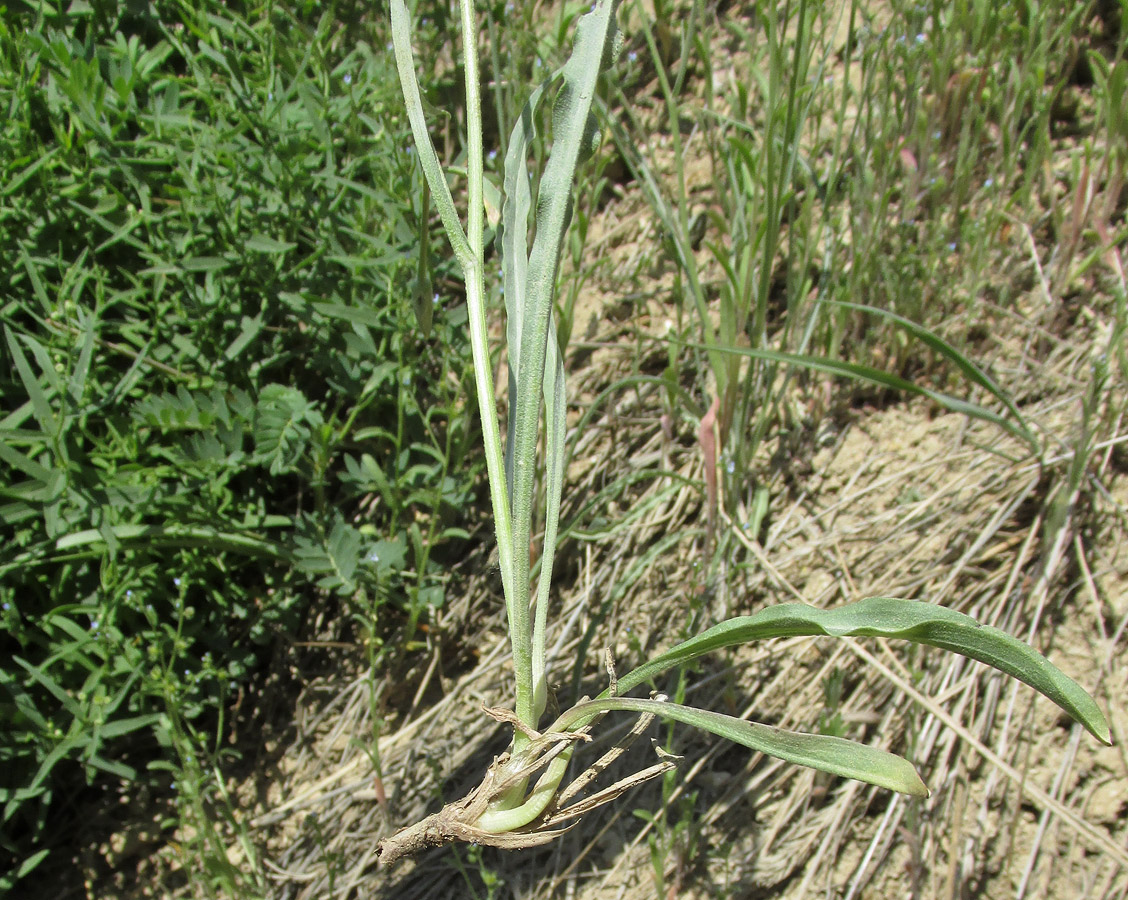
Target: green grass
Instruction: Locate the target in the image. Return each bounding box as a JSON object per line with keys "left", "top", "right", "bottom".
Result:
{"left": 0, "top": 0, "right": 479, "bottom": 891}
{"left": 601, "top": 0, "right": 1122, "bottom": 541}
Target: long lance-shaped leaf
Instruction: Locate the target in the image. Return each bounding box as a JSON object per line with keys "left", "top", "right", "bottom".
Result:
{"left": 558, "top": 696, "right": 929, "bottom": 797}
{"left": 824, "top": 299, "right": 1037, "bottom": 454}
{"left": 611, "top": 597, "right": 1111, "bottom": 745}
{"left": 675, "top": 340, "right": 1032, "bottom": 447}
{"left": 531, "top": 314, "right": 566, "bottom": 720}
{"left": 506, "top": 0, "right": 621, "bottom": 729}
{"left": 498, "top": 75, "right": 570, "bottom": 721}
{"left": 391, "top": 0, "right": 517, "bottom": 649}
{"left": 389, "top": 0, "right": 470, "bottom": 267}
{"left": 500, "top": 76, "right": 566, "bottom": 725}
{"left": 501, "top": 79, "right": 549, "bottom": 490}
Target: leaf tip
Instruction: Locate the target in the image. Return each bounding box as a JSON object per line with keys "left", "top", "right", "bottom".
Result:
{"left": 907, "top": 776, "right": 930, "bottom": 799}
{"left": 1092, "top": 718, "right": 1113, "bottom": 747}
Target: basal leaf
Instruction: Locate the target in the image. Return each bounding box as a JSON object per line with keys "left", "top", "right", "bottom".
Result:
{"left": 614, "top": 597, "right": 1110, "bottom": 744}
{"left": 563, "top": 696, "right": 928, "bottom": 796}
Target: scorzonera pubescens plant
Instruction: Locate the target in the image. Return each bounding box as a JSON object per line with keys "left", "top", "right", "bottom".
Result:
{"left": 377, "top": 0, "right": 1111, "bottom": 865}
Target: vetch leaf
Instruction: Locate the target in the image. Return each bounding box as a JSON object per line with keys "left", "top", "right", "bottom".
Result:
{"left": 253, "top": 384, "right": 321, "bottom": 475}
{"left": 245, "top": 234, "right": 296, "bottom": 254}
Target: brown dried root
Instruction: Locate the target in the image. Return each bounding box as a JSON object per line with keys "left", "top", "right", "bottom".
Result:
{"left": 374, "top": 703, "right": 674, "bottom": 867}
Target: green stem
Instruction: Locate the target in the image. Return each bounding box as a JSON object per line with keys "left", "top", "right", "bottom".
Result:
{"left": 390, "top": 0, "right": 526, "bottom": 740}
{"left": 457, "top": 0, "right": 535, "bottom": 745}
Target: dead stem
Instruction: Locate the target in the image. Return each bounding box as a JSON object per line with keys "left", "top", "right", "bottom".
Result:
{"left": 375, "top": 706, "right": 673, "bottom": 867}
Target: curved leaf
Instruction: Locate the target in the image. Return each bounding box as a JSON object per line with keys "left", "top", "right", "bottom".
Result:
{"left": 561, "top": 696, "right": 928, "bottom": 796}
{"left": 823, "top": 299, "right": 1037, "bottom": 454}
{"left": 613, "top": 597, "right": 1110, "bottom": 745}
{"left": 673, "top": 339, "right": 1031, "bottom": 448}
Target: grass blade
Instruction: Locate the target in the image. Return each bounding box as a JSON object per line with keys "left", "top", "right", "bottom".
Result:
{"left": 498, "top": 72, "right": 570, "bottom": 719}
{"left": 678, "top": 339, "right": 1032, "bottom": 448}
{"left": 5, "top": 327, "right": 58, "bottom": 438}
{"left": 531, "top": 313, "right": 566, "bottom": 718}
{"left": 612, "top": 597, "right": 1110, "bottom": 744}
{"left": 560, "top": 695, "right": 928, "bottom": 796}
{"left": 504, "top": 0, "right": 621, "bottom": 728}
{"left": 389, "top": 0, "right": 471, "bottom": 267}
{"left": 824, "top": 299, "right": 1037, "bottom": 453}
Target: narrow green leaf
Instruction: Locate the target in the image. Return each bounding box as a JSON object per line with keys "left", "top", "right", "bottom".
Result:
{"left": 181, "top": 256, "right": 230, "bottom": 272}
{"left": 245, "top": 234, "right": 296, "bottom": 254}
{"left": 497, "top": 68, "right": 570, "bottom": 719}
{"left": 500, "top": 77, "right": 550, "bottom": 490}
{"left": 506, "top": 0, "right": 620, "bottom": 733}
{"left": 50, "top": 523, "right": 292, "bottom": 560}
{"left": 0, "top": 440, "right": 54, "bottom": 483}
{"left": 224, "top": 315, "right": 263, "bottom": 361}
{"left": 85, "top": 753, "right": 136, "bottom": 780}
{"left": 389, "top": 0, "right": 471, "bottom": 266}
{"left": 531, "top": 311, "right": 566, "bottom": 718}
{"left": 1, "top": 147, "right": 59, "bottom": 198}
{"left": 19, "top": 248, "right": 51, "bottom": 315}
{"left": 614, "top": 597, "right": 1110, "bottom": 745}
{"left": 5, "top": 327, "right": 58, "bottom": 437}
{"left": 96, "top": 713, "right": 162, "bottom": 740}
{"left": 412, "top": 179, "right": 434, "bottom": 338}
{"left": 13, "top": 656, "right": 82, "bottom": 718}
{"left": 563, "top": 696, "right": 928, "bottom": 797}
{"left": 313, "top": 302, "right": 383, "bottom": 328}
{"left": 824, "top": 300, "right": 1036, "bottom": 452}
{"left": 68, "top": 310, "right": 96, "bottom": 403}
{"left": 16, "top": 848, "right": 50, "bottom": 880}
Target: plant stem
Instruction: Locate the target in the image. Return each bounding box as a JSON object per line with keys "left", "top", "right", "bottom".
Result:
{"left": 392, "top": 0, "right": 528, "bottom": 737}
